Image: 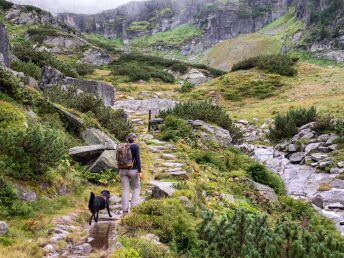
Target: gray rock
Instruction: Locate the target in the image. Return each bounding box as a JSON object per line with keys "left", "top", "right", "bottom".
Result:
{"left": 318, "top": 134, "right": 330, "bottom": 142}
{"left": 288, "top": 144, "right": 298, "bottom": 152}
{"left": 113, "top": 242, "right": 125, "bottom": 250}
{"left": 16, "top": 187, "right": 37, "bottom": 202}
{"left": 0, "top": 23, "right": 10, "bottom": 67}
{"left": 337, "top": 161, "right": 344, "bottom": 168}
{"left": 113, "top": 98, "right": 176, "bottom": 115}
{"left": 311, "top": 153, "right": 328, "bottom": 161}
{"left": 43, "top": 244, "right": 54, "bottom": 253}
{"left": 191, "top": 120, "right": 232, "bottom": 148}
{"left": 311, "top": 195, "right": 324, "bottom": 208}
{"left": 82, "top": 48, "right": 112, "bottom": 66}
{"left": 319, "top": 161, "right": 331, "bottom": 168}
{"left": 40, "top": 66, "right": 115, "bottom": 107}
{"left": 0, "top": 221, "right": 8, "bottom": 236}
{"left": 161, "top": 154, "right": 177, "bottom": 160}
{"left": 181, "top": 68, "right": 209, "bottom": 85}
{"left": 52, "top": 104, "right": 84, "bottom": 129}
{"left": 302, "top": 132, "right": 315, "bottom": 140}
{"left": 81, "top": 128, "right": 117, "bottom": 149}
{"left": 69, "top": 144, "right": 106, "bottom": 164}
{"left": 72, "top": 243, "right": 92, "bottom": 255}
{"left": 169, "top": 171, "right": 188, "bottom": 177}
{"left": 23, "top": 76, "right": 38, "bottom": 88}
{"left": 330, "top": 167, "right": 342, "bottom": 174}
{"left": 177, "top": 196, "right": 192, "bottom": 207}
{"left": 43, "top": 36, "right": 86, "bottom": 49}
{"left": 299, "top": 122, "right": 316, "bottom": 131}
{"left": 220, "top": 193, "right": 235, "bottom": 203}
{"left": 150, "top": 180, "right": 175, "bottom": 198}
{"left": 327, "top": 202, "right": 344, "bottom": 210}
{"left": 88, "top": 150, "right": 117, "bottom": 172}
{"left": 318, "top": 146, "right": 330, "bottom": 153}
{"left": 325, "top": 136, "right": 339, "bottom": 146}
{"left": 252, "top": 181, "right": 278, "bottom": 202}
{"left": 289, "top": 152, "right": 306, "bottom": 163}
{"left": 328, "top": 144, "right": 338, "bottom": 151}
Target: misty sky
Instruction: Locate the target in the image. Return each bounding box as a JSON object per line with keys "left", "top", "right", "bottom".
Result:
{"left": 9, "top": 0, "right": 139, "bottom": 14}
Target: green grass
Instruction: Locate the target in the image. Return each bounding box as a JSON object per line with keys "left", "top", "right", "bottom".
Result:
{"left": 132, "top": 24, "right": 202, "bottom": 48}
{"left": 85, "top": 33, "right": 123, "bottom": 49}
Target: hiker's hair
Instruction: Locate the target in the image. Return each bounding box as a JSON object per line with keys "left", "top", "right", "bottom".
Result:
{"left": 127, "top": 133, "right": 137, "bottom": 143}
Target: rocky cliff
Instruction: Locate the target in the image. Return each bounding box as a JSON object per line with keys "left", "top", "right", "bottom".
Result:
{"left": 0, "top": 22, "right": 10, "bottom": 67}
{"left": 58, "top": 0, "right": 291, "bottom": 52}
{"left": 295, "top": 0, "right": 344, "bottom": 62}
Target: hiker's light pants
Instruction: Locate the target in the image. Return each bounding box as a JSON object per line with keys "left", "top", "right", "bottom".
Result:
{"left": 119, "top": 169, "right": 140, "bottom": 212}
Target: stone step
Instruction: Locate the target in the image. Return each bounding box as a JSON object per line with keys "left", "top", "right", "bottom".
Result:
{"left": 169, "top": 171, "right": 188, "bottom": 177}
{"left": 162, "top": 162, "right": 184, "bottom": 168}
{"left": 161, "top": 153, "right": 177, "bottom": 160}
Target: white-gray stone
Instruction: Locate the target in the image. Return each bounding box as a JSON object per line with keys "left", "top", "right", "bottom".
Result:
{"left": 318, "top": 134, "right": 330, "bottom": 142}
{"left": 318, "top": 146, "right": 330, "bottom": 153}
{"left": 0, "top": 221, "right": 8, "bottom": 235}
{"left": 82, "top": 48, "right": 112, "bottom": 66}
{"left": 319, "top": 161, "right": 331, "bottom": 168}
{"left": 330, "top": 168, "right": 343, "bottom": 174}
{"left": 81, "top": 128, "right": 117, "bottom": 149}
{"left": 337, "top": 161, "right": 344, "bottom": 168}
{"left": 150, "top": 180, "right": 175, "bottom": 198}
{"left": 311, "top": 153, "right": 328, "bottom": 161}
{"left": 288, "top": 144, "right": 298, "bottom": 152}
{"left": 289, "top": 152, "right": 306, "bottom": 163}
{"left": 72, "top": 243, "right": 92, "bottom": 255}
{"left": 181, "top": 68, "right": 209, "bottom": 85}
{"left": 328, "top": 144, "right": 338, "bottom": 151}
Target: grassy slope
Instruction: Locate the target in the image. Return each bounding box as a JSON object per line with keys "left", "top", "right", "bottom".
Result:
{"left": 202, "top": 8, "right": 303, "bottom": 71}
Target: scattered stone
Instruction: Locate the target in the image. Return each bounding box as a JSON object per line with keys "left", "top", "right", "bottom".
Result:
{"left": 318, "top": 146, "right": 330, "bottom": 153}
{"left": 328, "top": 144, "right": 338, "bottom": 151}
{"left": 142, "top": 234, "right": 161, "bottom": 245}
{"left": 338, "top": 161, "right": 344, "bottom": 168}
{"left": 161, "top": 154, "right": 176, "bottom": 160}
{"left": 311, "top": 153, "right": 328, "bottom": 162}
{"left": 132, "top": 118, "right": 144, "bottom": 125}
{"left": 330, "top": 168, "right": 343, "bottom": 174}
{"left": 0, "top": 221, "right": 8, "bottom": 235}
{"left": 181, "top": 68, "right": 209, "bottom": 85}
{"left": 113, "top": 242, "right": 125, "bottom": 250}
{"left": 43, "top": 244, "right": 55, "bottom": 253}
{"left": 178, "top": 196, "right": 192, "bottom": 207}
{"left": 311, "top": 162, "right": 318, "bottom": 167}
{"left": 71, "top": 243, "right": 92, "bottom": 255}
{"left": 148, "top": 146, "right": 161, "bottom": 153}
{"left": 299, "top": 122, "right": 315, "bottom": 131}
{"left": 288, "top": 144, "right": 298, "bottom": 152}
{"left": 162, "top": 162, "right": 183, "bottom": 168}
{"left": 23, "top": 76, "right": 38, "bottom": 88}
{"left": 50, "top": 233, "right": 67, "bottom": 242}
{"left": 289, "top": 152, "right": 306, "bottom": 163}
{"left": 319, "top": 161, "right": 331, "bottom": 168}
{"left": 327, "top": 202, "right": 344, "bottom": 210}
{"left": 150, "top": 180, "right": 175, "bottom": 198}
{"left": 169, "top": 171, "right": 188, "bottom": 177}
{"left": 140, "top": 134, "right": 154, "bottom": 140}
{"left": 16, "top": 187, "right": 37, "bottom": 202}
{"left": 325, "top": 136, "right": 339, "bottom": 146}
{"left": 302, "top": 132, "right": 315, "bottom": 140}
{"left": 318, "top": 134, "right": 330, "bottom": 142}
{"left": 220, "top": 193, "right": 235, "bottom": 203}
{"left": 58, "top": 185, "right": 68, "bottom": 195}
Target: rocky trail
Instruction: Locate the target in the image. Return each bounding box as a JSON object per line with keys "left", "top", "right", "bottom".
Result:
{"left": 42, "top": 102, "right": 186, "bottom": 257}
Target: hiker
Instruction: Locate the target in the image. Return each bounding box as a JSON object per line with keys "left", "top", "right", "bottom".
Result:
{"left": 117, "top": 133, "right": 142, "bottom": 214}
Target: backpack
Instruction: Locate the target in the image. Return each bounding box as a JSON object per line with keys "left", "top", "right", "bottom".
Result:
{"left": 116, "top": 143, "right": 133, "bottom": 169}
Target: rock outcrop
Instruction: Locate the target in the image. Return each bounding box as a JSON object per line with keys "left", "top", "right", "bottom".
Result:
{"left": 0, "top": 22, "right": 10, "bottom": 67}
{"left": 43, "top": 36, "right": 86, "bottom": 49}
{"left": 58, "top": 0, "right": 290, "bottom": 53}
{"left": 113, "top": 98, "right": 176, "bottom": 114}
{"left": 82, "top": 48, "right": 112, "bottom": 66}
{"left": 40, "top": 66, "right": 115, "bottom": 107}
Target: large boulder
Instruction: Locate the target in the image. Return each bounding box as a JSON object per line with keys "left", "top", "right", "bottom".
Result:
{"left": 243, "top": 178, "right": 278, "bottom": 202}
{"left": 43, "top": 36, "right": 86, "bottom": 49}
{"left": 69, "top": 145, "right": 106, "bottom": 164}
{"left": 82, "top": 48, "right": 112, "bottom": 66}
{"left": 0, "top": 22, "right": 10, "bottom": 67}
{"left": 181, "top": 68, "right": 209, "bottom": 85}
{"left": 88, "top": 150, "right": 117, "bottom": 172}
{"left": 150, "top": 181, "right": 175, "bottom": 198}
{"left": 81, "top": 128, "right": 117, "bottom": 149}
{"left": 190, "top": 120, "right": 232, "bottom": 148}
{"left": 113, "top": 98, "right": 176, "bottom": 115}
{"left": 40, "top": 66, "right": 115, "bottom": 107}
{"left": 289, "top": 152, "right": 306, "bottom": 163}
{"left": 16, "top": 187, "right": 37, "bottom": 202}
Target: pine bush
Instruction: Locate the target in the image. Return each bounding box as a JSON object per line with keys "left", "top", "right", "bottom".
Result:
{"left": 160, "top": 115, "right": 193, "bottom": 142}
{"left": 11, "top": 60, "right": 41, "bottom": 80}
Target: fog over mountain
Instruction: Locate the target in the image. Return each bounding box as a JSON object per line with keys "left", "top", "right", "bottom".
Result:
{"left": 8, "top": 0, "right": 138, "bottom": 14}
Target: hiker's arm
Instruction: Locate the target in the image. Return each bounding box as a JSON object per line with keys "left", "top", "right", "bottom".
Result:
{"left": 135, "top": 145, "right": 142, "bottom": 173}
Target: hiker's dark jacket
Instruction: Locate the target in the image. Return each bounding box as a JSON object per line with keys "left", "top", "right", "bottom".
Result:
{"left": 130, "top": 144, "right": 141, "bottom": 173}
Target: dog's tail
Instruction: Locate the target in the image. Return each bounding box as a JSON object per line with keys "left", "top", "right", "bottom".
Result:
{"left": 89, "top": 192, "right": 95, "bottom": 211}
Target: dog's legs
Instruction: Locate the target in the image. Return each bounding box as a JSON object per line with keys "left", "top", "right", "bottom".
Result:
{"left": 89, "top": 214, "right": 94, "bottom": 225}
{"left": 96, "top": 211, "right": 99, "bottom": 223}
{"left": 107, "top": 203, "right": 112, "bottom": 217}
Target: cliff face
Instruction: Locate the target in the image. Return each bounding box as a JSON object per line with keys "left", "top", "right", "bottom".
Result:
{"left": 58, "top": 0, "right": 291, "bottom": 51}
{"left": 295, "top": 0, "right": 344, "bottom": 62}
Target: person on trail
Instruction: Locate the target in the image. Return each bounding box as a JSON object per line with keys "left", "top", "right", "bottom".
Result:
{"left": 117, "top": 133, "right": 142, "bottom": 214}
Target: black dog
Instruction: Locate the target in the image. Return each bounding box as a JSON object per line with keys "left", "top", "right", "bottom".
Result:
{"left": 88, "top": 190, "right": 112, "bottom": 225}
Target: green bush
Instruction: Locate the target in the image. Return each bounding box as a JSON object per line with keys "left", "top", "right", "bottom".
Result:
{"left": 122, "top": 199, "right": 199, "bottom": 253}
{"left": 150, "top": 70, "right": 175, "bottom": 83}
{"left": 0, "top": 100, "right": 26, "bottom": 130}
{"left": 159, "top": 101, "right": 243, "bottom": 143}
{"left": 268, "top": 107, "right": 317, "bottom": 143}
{"left": 0, "top": 177, "right": 18, "bottom": 208}
{"left": 0, "top": 0, "right": 13, "bottom": 10}
{"left": 81, "top": 169, "right": 119, "bottom": 186}
{"left": 232, "top": 54, "right": 298, "bottom": 76}
{"left": 179, "top": 81, "right": 194, "bottom": 93}
{"left": 171, "top": 62, "right": 188, "bottom": 73}
{"left": 75, "top": 63, "right": 95, "bottom": 76}
{"left": 335, "top": 120, "right": 344, "bottom": 137}
{"left": 160, "top": 115, "right": 193, "bottom": 142}
{"left": 27, "top": 26, "right": 60, "bottom": 43}
{"left": 13, "top": 42, "right": 78, "bottom": 78}
{"left": 10, "top": 60, "right": 41, "bottom": 80}
{"left": 191, "top": 150, "right": 226, "bottom": 170}
{"left": 197, "top": 208, "right": 344, "bottom": 258}
{"left": 44, "top": 86, "right": 133, "bottom": 141}
{"left": 0, "top": 125, "right": 66, "bottom": 181}
{"left": 246, "top": 164, "right": 285, "bottom": 194}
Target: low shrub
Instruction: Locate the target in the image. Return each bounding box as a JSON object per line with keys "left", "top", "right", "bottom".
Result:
{"left": 171, "top": 62, "right": 188, "bottom": 73}
{"left": 112, "top": 248, "right": 141, "bottom": 258}
{"left": 150, "top": 70, "right": 175, "bottom": 83}
{"left": 11, "top": 60, "right": 41, "bottom": 80}
{"left": 0, "top": 100, "right": 26, "bottom": 130}
{"left": 118, "top": 237, "right": 171, "bottom": 258}
{"left": 313, "top": 116, "right": 334, "bottom": 134}
{"left": 74, "top": 63, "right": 95, "bottom": 76}
{"left": 0, "top": 0, "right": 13, "bottom": 10}
{"left": 81, "top": 169, "right": 119, "bottom": 185}
{"left": 0, "top": 125, "right": 66, "bottom": 181}
{"left": 13, "top": 42, "right": 78, "bottom": 78}
{"left": 160, "top": 115, "right": 193, "bottom": 142}
{"left": 179, "top": 81, "right": 194, "bottom": 93}
{"left": 191, "top": 150, "right": 226, "bottom": 170}
{"left": 159, "top": 101, "right": 243, "bottom": 143}
{"left": 122, "top": 199, "right": 199, "bottom": 253}
{"left": 268, "top": 107, "right": 317, "bottom": 143}
{"left": 232, "top": 54, "right": 298, "bottom": 76}
{"left": 246, "top": 164, "right": 285, "bottom": 194}
{"left": 27, "top": 26, "right": 60, "bottom": 43}
{"left": 335, "top": 120, "right": 344, "bottom": 137}
{"left": 44, "top": 86, "right": 133, "bottom": 141}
